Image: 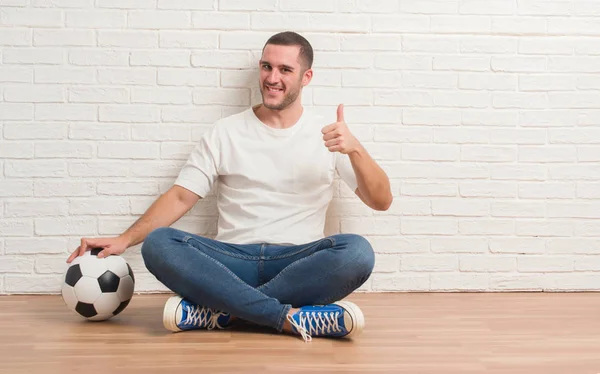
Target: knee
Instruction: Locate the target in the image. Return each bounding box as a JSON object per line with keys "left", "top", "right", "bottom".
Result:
{"left": 141, "top": 227, "right": 175, "bottom": 267}
{"left": 337, "top": 234, "right": 375, "bottom": 276}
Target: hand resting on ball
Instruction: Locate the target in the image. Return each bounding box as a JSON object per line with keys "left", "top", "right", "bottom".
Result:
{"left": 67, "top": 236, "right": 129, "bottom": 264}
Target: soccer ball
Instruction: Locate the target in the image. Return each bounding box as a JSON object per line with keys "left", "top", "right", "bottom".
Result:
{"left": 61, "top": 248, "right": 135, "bottom": 321}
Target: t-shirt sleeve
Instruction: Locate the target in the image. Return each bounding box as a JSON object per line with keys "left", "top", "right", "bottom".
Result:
{"left": 335, "top": 152, "right": 358, "bottom": 192}
{"left": 174, "top": 125, "right": 220, "bottom": 198}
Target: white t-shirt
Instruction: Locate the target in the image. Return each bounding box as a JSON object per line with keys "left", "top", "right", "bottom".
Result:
{"left": 174, "top": 106, "right": 358, "bottom": 245}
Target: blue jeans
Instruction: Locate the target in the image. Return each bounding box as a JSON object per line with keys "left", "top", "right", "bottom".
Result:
{"left": 141, "top": 227, "right": 375, "bottom": 332}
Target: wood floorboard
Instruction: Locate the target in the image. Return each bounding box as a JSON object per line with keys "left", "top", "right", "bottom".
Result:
{"left": 1, "top": 293, "right": 599, "bottom": 373}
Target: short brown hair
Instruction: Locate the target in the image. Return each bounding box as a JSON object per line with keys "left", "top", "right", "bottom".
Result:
{"left": 263, "top": 31, "right": 314, "bottom": 70}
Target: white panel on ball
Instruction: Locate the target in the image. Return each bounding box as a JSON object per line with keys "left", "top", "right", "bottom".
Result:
{"left": 94, "top": 292, "right": 122, "bottom": 316}
{"left": 70, "top": 255, "right": 83, "bottom": 266}
{"left": 73, "top": 277, "right": 102, "bottom": 304}
{"left": 117, "top": 276, "right": 135, "bottom": 302}
{"left": 104, "top": 255, "right": 129, "bottom": 278}
{"left": 61, "top": 284, "right": 78, "bottom": 309}
{"left": 78, "top": 256, "right": 109, "bottom": 279}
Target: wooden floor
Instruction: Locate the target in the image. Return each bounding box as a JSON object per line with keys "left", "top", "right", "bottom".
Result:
{"left": 1, "top": 293, "right": 600, "bottom": 374}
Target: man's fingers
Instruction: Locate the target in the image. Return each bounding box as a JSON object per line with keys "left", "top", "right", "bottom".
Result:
{"left": 67, "top": 250, "right": 78, "bottom": 263}
{"left": 68, "top": 244, "right": 85, "bottom": 263}
{"left": 68, "top": 237, "right": 115, "bottom": 263}
{"left": 328, "top": 145, "right": 342, "bottom": 153}
{"left": 325, "top": 138, "right": 342, "bottom": 148}
{"left": 322, "top": 131, "right": 340, "bottom": 141}
{"left": 336, "top": 104, "right": 344, "bottom": 123}
{"left": 322, "top": 122, "right": 339, "bottom": 134}
{"left": 72, "top": 237, "right": 99, "bottom": 262}
{"left": 79, "top": 238, "right": 88, "bottom": 256}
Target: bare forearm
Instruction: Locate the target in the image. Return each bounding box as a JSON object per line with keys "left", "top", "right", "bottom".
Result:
{"left": 348, "top": 144, "right": 393, "bottom": 211}
{"left": 119, "top": 189, "right": 196, "bottom": 247}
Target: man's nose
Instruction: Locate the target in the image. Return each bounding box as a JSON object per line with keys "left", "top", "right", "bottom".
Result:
{"left": 266, "top": 69, "right": 280, "bottom": 83}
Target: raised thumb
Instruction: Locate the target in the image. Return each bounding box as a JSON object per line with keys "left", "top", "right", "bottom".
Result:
{"left": 336, "top": 103, "right": 345, "bottom": 122}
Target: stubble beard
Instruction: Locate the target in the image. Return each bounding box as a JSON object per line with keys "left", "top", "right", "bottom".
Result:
{"left": 261, "top": 76, "right": 303, "bottom": 111}
{"left": 262, "top": 88, "right": 300, "bottom": 111}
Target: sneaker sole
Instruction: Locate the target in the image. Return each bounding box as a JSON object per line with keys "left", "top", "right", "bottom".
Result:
{"left": 334, "top": 300, "right": 365, "bottom": 338}
{"left": 163, "top": 295, "right": 183, "bottom": 332}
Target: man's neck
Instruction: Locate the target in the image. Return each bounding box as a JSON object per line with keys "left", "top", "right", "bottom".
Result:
{"left": 254, "top": 102, "right": 304, "bottom": 129}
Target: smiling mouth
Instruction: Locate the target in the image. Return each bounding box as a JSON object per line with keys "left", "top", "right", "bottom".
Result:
{"left": 265, "top": 86, "right": 283, "bottom": 93}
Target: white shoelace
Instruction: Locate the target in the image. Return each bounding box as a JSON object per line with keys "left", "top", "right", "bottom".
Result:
{"left": 286, "top": 311, "right": 342, "bottom": 343}
{"left": 184, "top": 305, "right": 228, "bottom": 330}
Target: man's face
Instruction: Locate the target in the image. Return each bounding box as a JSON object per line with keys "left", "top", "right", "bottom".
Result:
{"left": 259, "top": 44, "right": 312, "bottom": 111}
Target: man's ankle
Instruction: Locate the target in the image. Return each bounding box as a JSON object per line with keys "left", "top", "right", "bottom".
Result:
{"left": 282, "top": 307, "right": 300, "bottom": 333}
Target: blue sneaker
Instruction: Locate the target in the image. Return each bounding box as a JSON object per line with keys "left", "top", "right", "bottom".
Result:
{"left": 163, "top": 295, "right": 231, "bottom": 332}
{"left": 287, "top": 301, "right": 365, "bottom": 342}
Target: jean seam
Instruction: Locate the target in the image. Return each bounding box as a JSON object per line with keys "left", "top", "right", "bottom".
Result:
{"left": 264, "top": 237, "right": 335, "bottom": 260}
{"left": 256, "top": 240, "right": 342, "bottom": 292}
{"left": 259, "top": 244, "right": 265, "bottom": 285}
{"left": 299, "top": 252, "right": 369, "bottom": 302}
{"left": 276, "top": 304, "right": 292, "bottom": 332}
{"left": 258, "top": 251, "right": 370, "bottom": 303}
{"left": 184, "top": 236, "right": 258, "bottom": 260}
{"left": 258, "top": 254, "right": 315, "bottom": 291}
{"left": 182, "top": 240, "right": 248, "bottom": 285}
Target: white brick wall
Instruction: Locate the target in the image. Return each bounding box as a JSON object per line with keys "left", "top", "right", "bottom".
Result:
{"left": 1, "top": 0, "right": 600, "bottom": 294}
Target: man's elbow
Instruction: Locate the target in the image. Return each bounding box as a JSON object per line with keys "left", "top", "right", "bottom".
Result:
{"left": 373, "top": 195, "right": 393, "bottom": 211}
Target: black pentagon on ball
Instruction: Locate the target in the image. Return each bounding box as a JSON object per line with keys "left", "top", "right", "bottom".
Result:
{"left": 65, "top": 264, "right": 82, "bottom": 287}
{"left": 90, "top": 247, "right": 103, "bottom": 256}
{"left": 127, "top": 263, "right": 135, "bottom": 283}
{"left": 98, "top": 270, "right": 120, "bottom": 293}
{"left": 76, "top": 302, "right": 97, "bottom": 318}
{"left": 113, "top": 299, "right": 131, "bottom": 316}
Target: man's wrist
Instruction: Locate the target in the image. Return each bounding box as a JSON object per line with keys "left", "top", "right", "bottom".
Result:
{"left": 118, "top": 233, "right": 133, "bottom": 248}
{"left": 347, "top": 141, "right": 365, "bottom": 156}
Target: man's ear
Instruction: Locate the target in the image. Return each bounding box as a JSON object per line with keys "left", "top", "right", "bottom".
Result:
{"left": 302, "top": 68, "right": 313, "bottom": 87}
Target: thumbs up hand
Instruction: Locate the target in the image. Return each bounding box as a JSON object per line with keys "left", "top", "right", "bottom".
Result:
{"left": 321, "top": 104, "right": 359, "bottom": 154}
